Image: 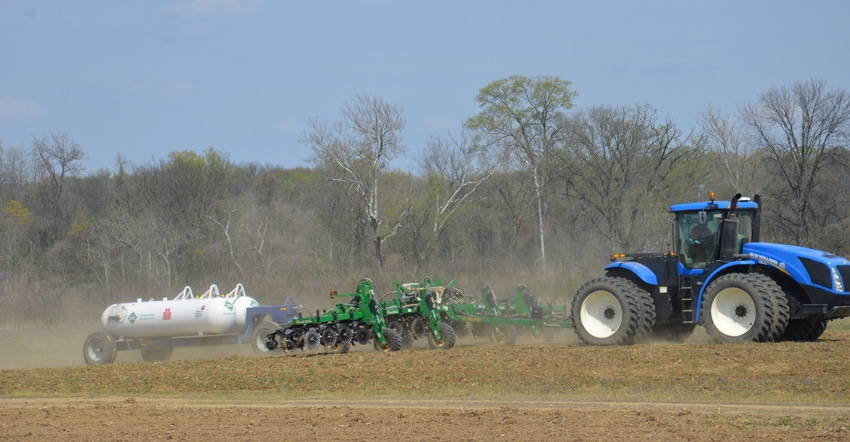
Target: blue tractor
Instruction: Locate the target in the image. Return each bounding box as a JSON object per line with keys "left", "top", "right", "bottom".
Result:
{"left": 571, "top": 192, "right": 850, "bottom": 345}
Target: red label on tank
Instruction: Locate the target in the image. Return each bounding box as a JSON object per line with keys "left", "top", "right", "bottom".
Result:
{"left": 163, "top": 308, "right": 172, "bottom": 320}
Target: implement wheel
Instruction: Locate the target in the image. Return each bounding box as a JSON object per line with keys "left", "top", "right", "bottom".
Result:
{"left": 428, "top": 322, "right": 457, "bottom": 350}
{"left": 373, "top": 327, "right": 403, "bottom": 352}
{"left": 701, "top": 273, "right": 775, "bottom": 343}
{"left": 252, "top": 321, "right": 280, "bottom": 355}
{"left": 83, "top": 332, "right": 117, "bottom": 365}
{"left": 570, "top": 277, "right": 644, "bottom": 346}
{"left": 488, "top": 324, "right": 517, "bottom": 346}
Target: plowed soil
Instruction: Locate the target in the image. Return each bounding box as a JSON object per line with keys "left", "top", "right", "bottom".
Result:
{"left": 2, "top": 325, "right": 850, "bottom": 441}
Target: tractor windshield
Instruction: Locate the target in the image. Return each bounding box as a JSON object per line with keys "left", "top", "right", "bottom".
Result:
{"left": 678, "top": 211, "right": 719, "bottom": 268}
{"left": 677, "top": 209, "right": 755, "bottom": 269}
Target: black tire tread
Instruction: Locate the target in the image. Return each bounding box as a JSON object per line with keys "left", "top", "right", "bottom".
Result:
{"left": 570, "top": 277, "right": 642, "bottom": 346}
{"left": 701, "top": 273, "right": 775, "bottom": 343}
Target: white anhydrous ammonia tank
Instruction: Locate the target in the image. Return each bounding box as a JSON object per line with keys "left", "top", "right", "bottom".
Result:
{"left": 101, "top": 284, "right": 259, "bottom": 340}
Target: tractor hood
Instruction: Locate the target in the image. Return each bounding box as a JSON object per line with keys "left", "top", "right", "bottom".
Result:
{"left": 743, "top": 242, "right": 850, "bottom": 292}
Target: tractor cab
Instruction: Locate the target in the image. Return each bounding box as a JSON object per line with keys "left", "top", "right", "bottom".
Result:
{"left": 672, "top": 193, "right": 760, "bottom": 270}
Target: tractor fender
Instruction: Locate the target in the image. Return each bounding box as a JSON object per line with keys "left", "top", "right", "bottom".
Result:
{"left": 604, "top": 261, "right": 658, "bottom": 286}
{"left": 692, "top": 260, "right": 758, "bottom": 322}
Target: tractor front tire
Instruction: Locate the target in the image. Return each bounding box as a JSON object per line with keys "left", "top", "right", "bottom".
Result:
{"left": 570, "top": 277, "right": 644, "bottom": 346}
{"left": 780, "top": 318, "right": 828, "bottom": 342}
{"left": 701, "top": 273, "right": 775, "bottom": 343}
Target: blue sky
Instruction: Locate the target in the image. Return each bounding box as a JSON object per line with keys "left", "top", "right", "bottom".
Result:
{"left": 1, "top": 0, "right": 848, "bottom": 174}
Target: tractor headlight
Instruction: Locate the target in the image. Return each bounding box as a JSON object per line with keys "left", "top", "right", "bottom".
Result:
{"left": 832, "top": 266, "right": 844, "bottom": 292}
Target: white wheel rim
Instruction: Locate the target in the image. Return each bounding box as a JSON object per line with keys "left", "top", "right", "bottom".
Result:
{"left": 711, "top": 287, "right": 755, "bottom": 337}
{"left": 580, "top": 290, "right": 623, "bottom": 339}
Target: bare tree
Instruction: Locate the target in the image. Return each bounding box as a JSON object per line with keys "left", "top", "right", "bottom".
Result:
{"left": 302, "top": 94, "right": 407, "bottom": 269}
{"left": 700, "top": 104, "right": 761, "bottom": 194}
{"left": 412, "top": 129, "right": 491, "bottom": 272}
{"left": 740, "top": 79, "right": 850, "bottom": 245}
{"left": 562, "top": 104, "right": 704, "bottom": 252}
{"left": 30, "top": 132, "right": 86, "bottom": 246}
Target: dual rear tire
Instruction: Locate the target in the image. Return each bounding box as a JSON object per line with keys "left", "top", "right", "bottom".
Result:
{"left": 701, "top": 273, "right": 788, "bottom": 343}
{"left": 570, "top": 277, "right": 654, "bottom": 346}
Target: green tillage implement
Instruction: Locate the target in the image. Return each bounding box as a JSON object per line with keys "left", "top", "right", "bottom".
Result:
{"left": 435, "top": 283, "right": 574, "bottom": 345}
{"left": 379, "top": 278, "right": 457, "bottom": 350}
{"left": 264, "top": 278, "right": 402, "bottom": 354}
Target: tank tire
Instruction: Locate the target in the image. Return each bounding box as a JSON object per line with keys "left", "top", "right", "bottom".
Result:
{"left": 252, "top": 321, "right": 280, "bottom": 355}
{"left": 140, "top": 347, "right": 173, "bottom": 363}
{"left": 428, "top": 322, "right": 457, "bottom": 350}
{"left": 488, "top": 324, "right": 517, "bottom": 346}
{"left": 780, "top": 318, "right": 828, "bottom": 342}
{"left": 374, "top": 327, "right": 403, "bottom": 352}
{"left": 570, "top": 277, "right": 642, "bottom": 346}
{"left": 83, "top": 332, "right": 118, "bottom": 365}
{"left": 701, "top": 273, "right": 775, "bottom": 343}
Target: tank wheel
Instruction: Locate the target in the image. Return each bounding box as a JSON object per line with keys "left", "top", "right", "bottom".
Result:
{"left": 373, "top": 327, "right": 403, "bottom": 352}
{"left": 570, "top": 277, "right": 643, "bottom": 346}
{"left": 701, "top": 273, "right": 775, "bottom": 343}
{"left": 488, "top": 324, "right": 517, "bottom": 346}
{"left": 140, "top": 347, "right": 173, "bottom": 363}
{"left": 428, "top": 322, "right": 457, "bottom": 350}
{"left": 252, "top": 321, "right": 280, "bottom": 355}
{"left": 83, "top": 332, "right": 117, "bottom": 365}
{"left": 780, "top": 318, "right": 828, "bottom": 342}
{"left": 302, "top": 329, "right": 321, "bottom": 351}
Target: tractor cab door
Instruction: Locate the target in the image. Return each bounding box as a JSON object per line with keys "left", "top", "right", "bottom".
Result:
{"left": 677, "top": 210, "right": 719, "bottom": 269}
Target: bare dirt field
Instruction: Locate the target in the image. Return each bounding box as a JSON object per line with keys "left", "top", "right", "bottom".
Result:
{"left": 2, "top": 324, "right": 850, "bottom": 441}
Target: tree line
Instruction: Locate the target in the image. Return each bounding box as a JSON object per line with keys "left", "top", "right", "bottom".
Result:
{"left": 1, "top": 77, "right": 849, "bottom": 326}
